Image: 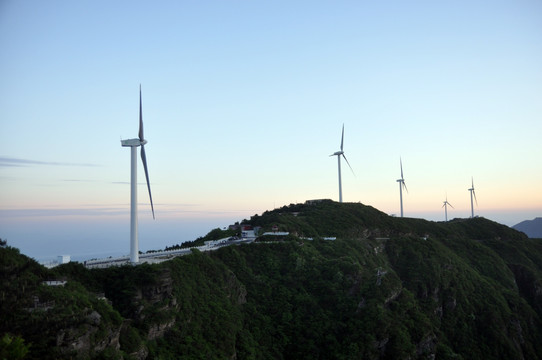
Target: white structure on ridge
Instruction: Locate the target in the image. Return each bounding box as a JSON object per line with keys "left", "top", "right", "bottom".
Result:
{"left": 121, "top": 85, "right": 155, "bottom": 264}
{"left": 396, "top": 158, "right": 408, "bottom": 217}
{"left": 468, "top": 177, "right": 477, "bottom": 218}
{"left": 442, "top": 195, "right": 454, "bottom": 222}
{"left": 330, "top": 124, "right": 354, "bottom": 203}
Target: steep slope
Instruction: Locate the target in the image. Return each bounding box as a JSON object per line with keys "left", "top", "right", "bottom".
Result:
{"left": 2, "top": 201, "right": 542, "bottom": 359}
{"left": 0, "top": 246, "right": 123, "bottom": 359}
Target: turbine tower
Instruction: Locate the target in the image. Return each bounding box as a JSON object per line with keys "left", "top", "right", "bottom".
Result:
{"left": 468, "top": 177, "right": 477, "bottom": 218}
{"left": 121, "top": 85, "right": 155, "bottom": 264}
{"left": 396, "top": 158, "right": 408, "bottom": 217}
{"left": 442, "top": 195, "right": 454, "bottom": 222}
{"left": 330, "top": 124, "right": 354, "bottom": 203}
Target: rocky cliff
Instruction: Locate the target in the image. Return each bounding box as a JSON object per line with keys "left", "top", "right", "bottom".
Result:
{"left": 2, "top": 201, "right": 542, "bottom": 359}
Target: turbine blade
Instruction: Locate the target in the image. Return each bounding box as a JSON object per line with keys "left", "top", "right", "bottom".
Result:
{"left": 449, "top": 202, "right": 454, "bottom": 209}
{"left": 340, "top": 124, "right": 344, "bottom": 152}
{"left": 342, "top": 153, "right": 355, "bottom": 176}
{"left": 138, "top": 85, "right": 144, "bottom": 141}
{"left": 473, "top": 190, "right": 478, "bottom": 206}
{"left": 140, "top": 145, "right": 155, "bottom": 219}
{"left": 400, "top": 157, "right": 404, "bottom": 179}
{"left": 403, "top": 181, "right": 408, "bottom": 193}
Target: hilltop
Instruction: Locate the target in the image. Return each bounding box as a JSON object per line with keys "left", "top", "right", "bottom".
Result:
{"left": 244, "top": 200, "right": 528, "bottom": 241}
{"left": 1, "top": 201, "right": 542, "bottom": 359}
{"left": 513, "top": 217, "right": 542, "bottom": 239}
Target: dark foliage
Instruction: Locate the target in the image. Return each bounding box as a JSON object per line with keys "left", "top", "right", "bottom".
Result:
{"left": 1, "top": 201, "right": 541, "bottom": 359}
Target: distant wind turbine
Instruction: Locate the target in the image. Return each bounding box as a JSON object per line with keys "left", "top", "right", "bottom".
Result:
{"left": 330, "top": 124, "right": 354, "bottom": 203}
{"left": 442, "top": 195, "right": 454, "bottom": 222}
{"left": 396, "top": 158, "right": 408, "bottom": 217}
{"left": 468, "top": 177, "right": 477, "bottom": 218}
{"left": 121, "top": 85, "right": 155, "bottom": 264}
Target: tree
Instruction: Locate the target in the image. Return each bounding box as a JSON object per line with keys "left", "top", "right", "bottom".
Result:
{"left": 0, "top": 333, "right": 30, "bottom": 360}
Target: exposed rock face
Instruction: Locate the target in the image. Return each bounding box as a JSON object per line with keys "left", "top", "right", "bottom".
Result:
{"left": 132, "top": 269, "right": 176, "bottom": 319}
{"left": 56, "top": 312, "right": 121, "bottom": 359}
{"left": 129, "top": 346, "right": 149, "bottom": 360}
{"left": 93, "top": 326, "right": 121, "bottom": 353}
{"left": 225, "top": 270, "right": 247, "bottom": 305}
{"left": 141, "top": 269, "right": 174, "bottom": 305}
{"left": 87, "top": 310, "right": 101, "bottom": 325}
{"left": 416, "top": 334, "right": 437, "bottom": 359}
{"left": 384, "top": 287, "right": 402, "bottom": 305}
{"left": 132, "top": 269, "right": 178, "bottom": 344}
{"left": 147, "top": 320, "right": 176, "bottom": 340}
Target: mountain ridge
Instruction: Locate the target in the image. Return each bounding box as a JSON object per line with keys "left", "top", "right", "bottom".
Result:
{"left": 513, "top": 217, "right": 542, "bottom": 238}
{"left": 1, "top": 201, "right": 541, "bottom": 359}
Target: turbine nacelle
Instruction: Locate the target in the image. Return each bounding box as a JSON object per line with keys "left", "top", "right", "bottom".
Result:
{"left": 121, "top": 138, "right": 147, "bottom": 147}
{"left": 397, "top": 178, "right": 407, "bottom": 192}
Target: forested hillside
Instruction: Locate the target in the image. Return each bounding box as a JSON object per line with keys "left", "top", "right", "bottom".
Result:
{"left": 2, "top": 201, "right": 542, "bottom": 359}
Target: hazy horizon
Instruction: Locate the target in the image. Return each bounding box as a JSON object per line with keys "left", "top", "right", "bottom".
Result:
{"left": 1, "top": 200, "right": 539, "bottom": 262}
{"left": 1, "top": 1, "right": 541, "bottom": 260}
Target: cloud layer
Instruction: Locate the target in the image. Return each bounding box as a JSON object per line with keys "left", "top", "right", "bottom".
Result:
{"left": 0, "top": 157, "right": 99, "bottom": 167}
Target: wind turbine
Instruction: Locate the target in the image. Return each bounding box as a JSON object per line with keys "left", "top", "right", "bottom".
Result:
{"left": 442, "top": 195, "right": 454, "bottom": 222}
{"left": 396, "top": 158, "right": 407, "bottom": 217}
{"left": 330, "top": 124, "right": 354, "bottom": 203}
{"left": 121, "top": 85, "right": 155, "bottom": 264}
{"left": 468, "top": 177, "right": 477, "bottom": 218}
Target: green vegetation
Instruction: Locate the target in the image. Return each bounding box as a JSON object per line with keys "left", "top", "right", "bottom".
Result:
{"left": 0, "top": 333, "right": 30, "bottom": 360}
{"left": 1, "top": 202, "right": 541, "bottom": 359}
{"left": 165, "top": 227, "right": 237, "bottom": 250}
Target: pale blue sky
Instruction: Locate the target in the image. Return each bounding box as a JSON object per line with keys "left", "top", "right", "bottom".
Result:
{"left": 1, "top": 1, "right": 541, "bottom": 260}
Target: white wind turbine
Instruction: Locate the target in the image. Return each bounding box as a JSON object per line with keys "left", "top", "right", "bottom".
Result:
{"left": 330, "top": 124, "right": 354, "bottom": 203}
{"left": 121, "top": 85, "right": 155, "bottom": 264}
{"left": 442, "top": 195, "right": 454, "bottom": 222}
{"left": 468, "top": 177, "right": 477, "bottom": 218}
{"left": 396, "top": 158, "right": 408, "bottom": 217}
